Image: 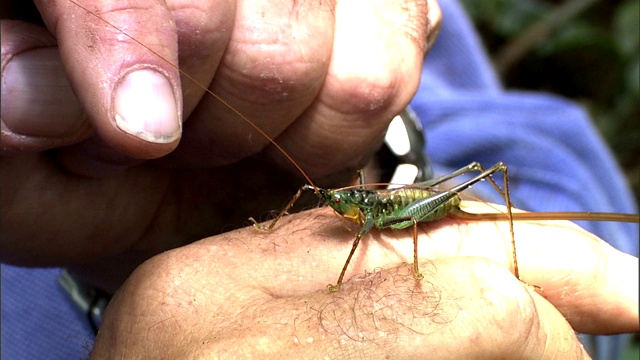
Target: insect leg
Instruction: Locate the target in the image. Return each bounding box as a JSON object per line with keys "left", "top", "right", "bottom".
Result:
{"left": 355, "top": 169, "right": 367, "bottom": 189}
{"left": 412, "top": 161, "right": 486, "bottom": 188}
{"left": 435, "top": 162, "right": 518, "bottom": 279}
{"left": 379, "top": 162, "right": 518, "bottom": 281}
{"left": 412, "top": 219, "right": 423, "bottom": 280}
{"left": 329, "top": 218, "right": 376, "bottom": 291}
{"left": 413, "top": 162, "right": 510, "bottom": 204}
{"left": 250, "top": 184, "right": 318, "bottom": 231}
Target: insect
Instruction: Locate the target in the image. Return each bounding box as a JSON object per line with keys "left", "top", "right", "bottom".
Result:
{"left": 252, "top": 159, "right": 639, "bottom": 291}
{"left": 253, "top": 161, "right": 521, "bottom": 291}
{"left": 66, "top": 0, "right": 640, "bottom": 291}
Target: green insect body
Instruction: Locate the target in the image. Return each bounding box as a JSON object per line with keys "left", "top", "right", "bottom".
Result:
{"left": 319, "top": 186, "right": 461, "bottom": 231}
{"left": 314, "top": 185, "right": 466, "bottom": 291}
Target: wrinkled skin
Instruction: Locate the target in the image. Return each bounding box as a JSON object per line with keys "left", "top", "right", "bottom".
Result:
{"left": 1, "top": 0, "right": 440, "bottom": 285}
{"left": 1, "top": 1, "right": 637, "bottom": 358}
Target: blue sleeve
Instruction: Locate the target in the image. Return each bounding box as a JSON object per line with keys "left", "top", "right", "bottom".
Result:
{"left": 1, "top": 266, "right": 95, "bottom": 359}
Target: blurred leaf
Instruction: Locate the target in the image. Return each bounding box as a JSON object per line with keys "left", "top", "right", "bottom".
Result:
{"left": 459, "top": 0, "right": 550, "bottom": 36}
{"left": 494, "top": 1, "right": 549, "bottom": 36}
{"left": 613, "top": 0, "right": 640, "bottom": 56}
{"left": 538, "top": 21, "right": 614, "bottom": 55}
{"left": 626, "top": 53, "right": 640, "bottom": 97}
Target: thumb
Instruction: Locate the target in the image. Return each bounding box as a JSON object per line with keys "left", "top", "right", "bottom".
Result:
{"left": 34, "top": 0, "right": 182, "bottom": 159}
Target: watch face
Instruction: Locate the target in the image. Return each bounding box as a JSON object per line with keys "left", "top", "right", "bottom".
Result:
{"left": 382, "top": 108, "right": 433, "bottom": 188}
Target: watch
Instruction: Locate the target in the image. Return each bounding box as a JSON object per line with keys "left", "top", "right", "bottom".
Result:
{"left": 381, "top": 107, "right": 433, "bottom": 187}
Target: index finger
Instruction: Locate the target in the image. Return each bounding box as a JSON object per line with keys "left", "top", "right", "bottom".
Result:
{"left": 34, "top": 0, "right": 182, "bottom": 158}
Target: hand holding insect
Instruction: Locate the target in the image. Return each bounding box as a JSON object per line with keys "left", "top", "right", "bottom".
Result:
{"left": 89, "top": 209, "right": 638, "bottom": 359}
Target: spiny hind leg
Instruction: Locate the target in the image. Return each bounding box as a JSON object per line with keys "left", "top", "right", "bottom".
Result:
{"left": 432, "top": 163, "right": 523, "bottom": 287}
{"left": 412, "top": 220, "right": 424, "bottom": 280}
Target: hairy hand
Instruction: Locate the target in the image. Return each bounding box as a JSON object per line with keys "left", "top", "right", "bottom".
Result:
{"left": 90, "top": 207, "right": 638, "bottom": 359}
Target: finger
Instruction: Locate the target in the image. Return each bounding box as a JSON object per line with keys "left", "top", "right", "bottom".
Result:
{"left": 163, "top": 0, "right": 335, "bottom": 168}
{"left": 447, "top": 201, "right": 640, "bottom": 334}
{"left": 0, "top": 152, "right": 170, "bottom": 267}
{"left": 1, "top": 20, "right": 92, "bottom": 153}
{"left": 165, "top": 0, "right": 235, "bottom": 120}
{"left": 34, "top": 0, "right": 182, "bottom": 158}
{"left": 409, "top": 259, "right": 588, "bottom": 360}
{"left": 43, "top": 0, "right": 235, "bottom": 175}
{"left": 55, "top": 134, "right": 144, "bottom": 177}
{"left": 264, "top": 0, "right": 441, "bottom": 179}
{"left": 513, "top": 222, "right": 639, "bottom": 334}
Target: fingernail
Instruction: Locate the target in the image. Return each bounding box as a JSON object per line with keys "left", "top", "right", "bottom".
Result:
{"left": 114, "top": 69, "right": 181, "bottom": 143}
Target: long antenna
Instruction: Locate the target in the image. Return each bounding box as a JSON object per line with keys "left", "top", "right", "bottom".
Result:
{"left": 67, "top": 0, "right": 317, "bottom": 188}
{"left": 452, "top": 210, "right": 639, "bottom": 223}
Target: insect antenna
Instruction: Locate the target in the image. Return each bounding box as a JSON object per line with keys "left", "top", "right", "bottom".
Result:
{"left": 67, "top": 0, "right": 317, "bottom": 190}
{"left": 452, "top": 210, "right": 639, "bottom": 223}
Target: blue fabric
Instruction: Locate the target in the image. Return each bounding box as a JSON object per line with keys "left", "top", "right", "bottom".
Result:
{"left": 3, "top": 0, "right": 638, "bottom": 359}
{"left": 2, "top": 267, "right": 95, "bottom": 359}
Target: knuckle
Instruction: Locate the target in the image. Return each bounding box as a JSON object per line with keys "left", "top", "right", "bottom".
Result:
{"left": 328, "top": 70, "right": 400, "bottom": 114}
{"left": 470, "top": 271, "right": 540, "bottom": 354}
{"left": 222, "top": 16, "right": 332, "bottom": 103}
{"left": 170, "top": 2, "right": 233, "bottom": 47}
{"left": 227, "top": 44, "right": 328, "bottom": 104}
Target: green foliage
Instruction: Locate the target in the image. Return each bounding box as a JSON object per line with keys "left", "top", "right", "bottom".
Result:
{"left": 460, "top": 0, "right": 640, "bottom": 203}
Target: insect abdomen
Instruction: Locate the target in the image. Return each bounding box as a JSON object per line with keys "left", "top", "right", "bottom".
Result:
{"left": 380, "top": 188, "right": 462, "bottom": 229}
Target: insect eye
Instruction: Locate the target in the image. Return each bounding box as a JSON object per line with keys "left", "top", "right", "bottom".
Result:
{"left": 334, "top": 198, "right": 341, "bottom": 204}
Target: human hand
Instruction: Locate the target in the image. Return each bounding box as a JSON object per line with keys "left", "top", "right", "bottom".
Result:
{"left": 1, "top": 0, "right": 441, "bottom": 289}
{"left": 90, "top": 204, "right": 639, "bottom": 359}
{"left": 2, "top": 0, "right": 441, "bottom": 176}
